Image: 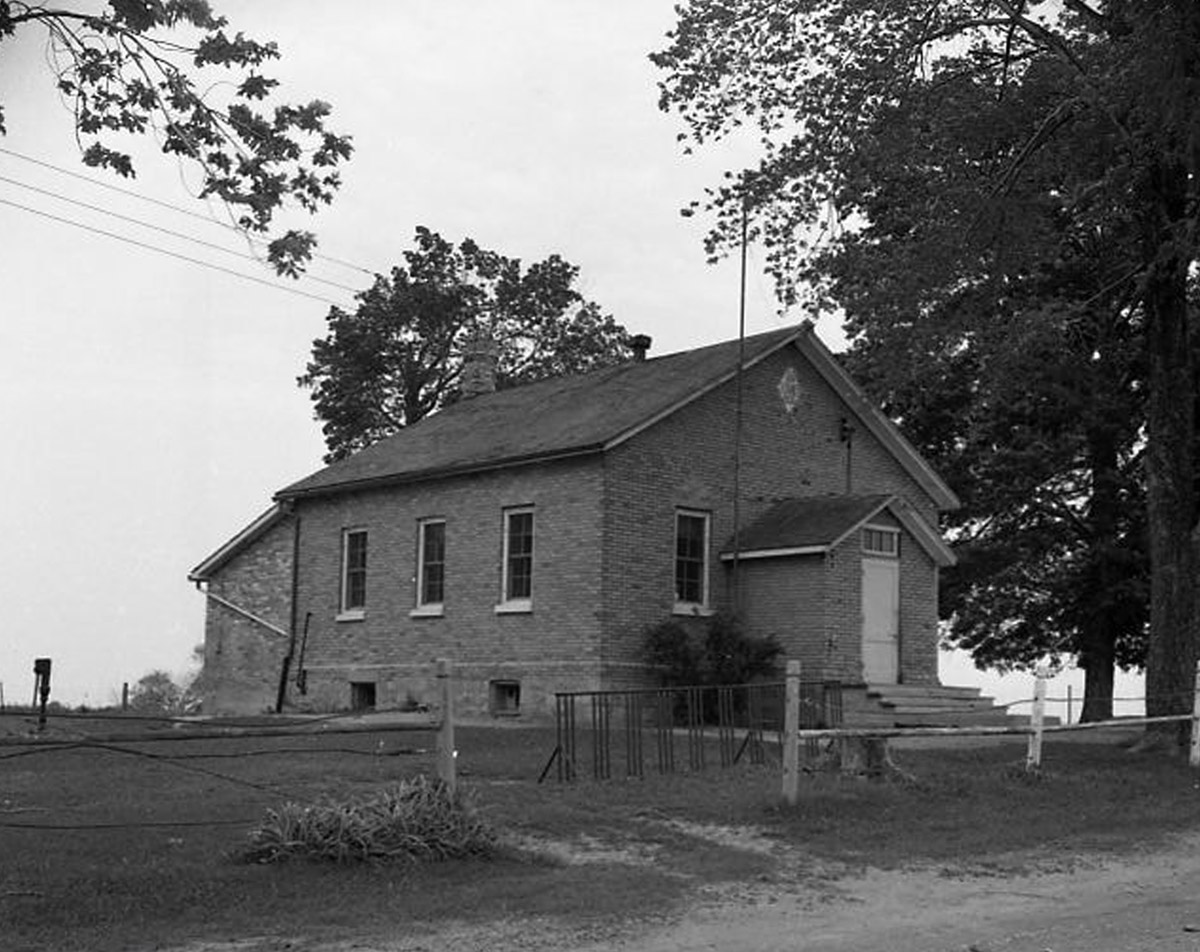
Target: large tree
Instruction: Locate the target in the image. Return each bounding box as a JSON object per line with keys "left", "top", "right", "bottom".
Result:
{"left": 819, "top": 48, "right": 1150, "bottom": 720}
{"left": 655, "top": 2, "right": 1200, "bottom": 745}
{"left": 300, "top": 226, "right": 632, "bottom": 462}
{"left": 0, "top": 0, "right": 352, "bottom": 275}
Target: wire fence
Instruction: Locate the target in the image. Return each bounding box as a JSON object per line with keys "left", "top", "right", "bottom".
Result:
{"left": 0, "top": 717, "right": 444, "bottom": 832}
{"left": 779, "top": 661, "right": 1200, "bottom": 805}
{"left": 0, "top": 661, "right": 460, "bottom": 834}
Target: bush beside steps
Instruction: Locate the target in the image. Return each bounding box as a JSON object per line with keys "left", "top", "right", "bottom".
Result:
{"left": 241, "top": 775, "right": 496, "bottom": 864}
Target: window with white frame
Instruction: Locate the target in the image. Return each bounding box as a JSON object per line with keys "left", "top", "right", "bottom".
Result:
{"left": 340, "top": 528, "right": 368, "bottom": 615}
{"left": 674, "top": 509, "right": 710, "bottom": 610}
{"left": 862, "top": 525, "right": 900, "bottom": 557}
{"left": 500, "top": 507, "right": 534, "bottom": 609}
{"left": 416, "top": 518, "right": 446, "bottom": 611}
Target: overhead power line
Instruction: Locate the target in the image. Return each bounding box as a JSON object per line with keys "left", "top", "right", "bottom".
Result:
{"left": 0, "top": 196, "right": 348, "bottom": 308}
{"left": 0, "top": 144, "right": 380, "bottom": 278}
{"left": 0, "top": 172, "right": 363, "bottom": 296}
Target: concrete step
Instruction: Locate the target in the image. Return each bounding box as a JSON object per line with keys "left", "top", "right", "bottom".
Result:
{"left": 842, "top": 683, "right": 1036, "bottom": 730}
{"left": 892, "top": 710, "right": 1018, "bottom": 728}
{"left": 867, "top": 684, "right": 985, "bottom": 701}
{"left": 877, "top": 697, "right": 1000, "bottom": 712}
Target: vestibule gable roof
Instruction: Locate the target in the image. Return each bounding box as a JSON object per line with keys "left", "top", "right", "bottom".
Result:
{"left": 720, "top": 494, "right": 956, "bottom": 567}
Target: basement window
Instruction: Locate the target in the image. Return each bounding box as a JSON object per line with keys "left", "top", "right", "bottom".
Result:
{"left": 489, "top": 680, "right": 521, "bottom": 716}
{"left": 349, "top": 681, "right": 376, "bottom": 712}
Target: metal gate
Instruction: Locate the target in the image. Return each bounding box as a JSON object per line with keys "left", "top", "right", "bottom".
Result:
{"left": 539, "top": 680, "right": 841, "bottom": 782}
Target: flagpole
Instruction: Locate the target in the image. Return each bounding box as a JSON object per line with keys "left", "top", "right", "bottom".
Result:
{"left": 732, "top": 183, "right": 748, "bottom": 615}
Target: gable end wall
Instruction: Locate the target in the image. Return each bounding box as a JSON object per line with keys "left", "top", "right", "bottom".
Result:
{"left": 601, "top": 344, "right": 944, "bottom": 685}
{"left": 201, "top": 515, "right": 295, "bottom": 715}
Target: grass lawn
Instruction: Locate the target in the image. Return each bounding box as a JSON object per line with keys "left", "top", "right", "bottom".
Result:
{"left": 2, "top": 715, "right": 1198, "bottom": 951}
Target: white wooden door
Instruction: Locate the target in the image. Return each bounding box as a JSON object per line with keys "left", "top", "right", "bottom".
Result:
{"left": 861, "top": 557, "right": 900, "bottom": 683}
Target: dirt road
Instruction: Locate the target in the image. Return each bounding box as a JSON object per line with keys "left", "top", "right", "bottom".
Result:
{"left": 183, "top": 831, "right": 1200, "bottom": 952}
{"left": 575, "top": 839, "right": 1200, "bottom": 952}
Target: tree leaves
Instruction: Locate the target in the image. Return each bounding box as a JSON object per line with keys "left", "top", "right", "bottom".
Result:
{"left": 1, "top": 1, "right": 352, "bottom": 276}
{"left": 299, "top": 227, "right": 633, "bottom": 462}
{"left": 655, "top": 2, "right": 1200, "bottom": 717}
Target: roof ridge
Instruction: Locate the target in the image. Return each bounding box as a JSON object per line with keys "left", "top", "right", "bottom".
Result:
{"left": 276, "top": 323, "right": 810, "bottom": 500}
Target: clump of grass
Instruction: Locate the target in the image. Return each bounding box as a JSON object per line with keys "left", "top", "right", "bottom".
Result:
{"left": 241, "top": 776, "right": 497, "bottom": 864}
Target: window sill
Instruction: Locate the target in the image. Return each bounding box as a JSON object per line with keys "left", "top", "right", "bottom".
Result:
{"left": 672, "top": 603, "right": 715, "bottom": 618}
{"left": 409, "top": 605, "right": 444, "bottom": 619}
{"left": 495, "top": 600, "right": 532, "bottom": 615}
{"left": 336, "top": 609, "right": 365, "bottom": 623}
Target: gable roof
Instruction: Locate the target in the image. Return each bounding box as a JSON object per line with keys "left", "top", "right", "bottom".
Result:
{"left": 276, "top": 323, "right": 805, "bottom": 500}
{"left": 275, "top": 322, "right": 959, "bottom": 511}
{"left": 792, "top": 332, "right": 959, "bottom": 510}
{"left": 720, "top": 494, "right": 956, "bottom": 567}
{"left": 188, "top": 503, "right": 290, "bottom": 583}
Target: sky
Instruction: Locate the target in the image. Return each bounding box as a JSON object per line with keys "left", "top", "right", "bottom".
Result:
{"left": 0, "top": 1, "right": 1138, "bottom": 719}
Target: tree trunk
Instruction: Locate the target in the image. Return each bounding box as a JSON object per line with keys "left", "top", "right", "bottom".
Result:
{"left": 1141, "top": 166, "right": 1196, "bottom": 747}
{"left": 1143, "top": 277, "right": 1196, "bottom": 745}
{"left": 1079, "top": 643, "right": 1115, "bottom": 723}
{"left": 1135, "top": 0, "right": 1200, "bottom": 754}
{"left": 1079, "top": 419, "right": 1122, "bottom": 723}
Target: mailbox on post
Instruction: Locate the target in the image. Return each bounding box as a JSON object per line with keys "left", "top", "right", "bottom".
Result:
{"left": 33, "top": 657, "right": 52, "bottom": 730}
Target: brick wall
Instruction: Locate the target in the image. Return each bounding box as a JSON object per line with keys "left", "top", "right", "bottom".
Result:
{"left": 600, "top": 343, "right": 945, "bottom": 686}
{"left": 290, "top": 456, "right": 607, "bottom": 717}
{"left": 202, "top": 339, "right": 948, "bottom": 715}
{"left": 898, "top": 534, "right": 939, "bottom": 684}
{"left": 203, "top": 514, "right": 295, "bottom": 714}
{"left": 736, "top": 554, "right": 826, "bottom": 675}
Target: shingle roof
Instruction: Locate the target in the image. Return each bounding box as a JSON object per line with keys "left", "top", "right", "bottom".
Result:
{"left": 277, "top": 323, "right": 807, "bottom": 499}
{"left": 722, "top": 494, "right": 956, "bottom": 567}
{"left": 727, "top": 495, "right": 895, "bottom": 553}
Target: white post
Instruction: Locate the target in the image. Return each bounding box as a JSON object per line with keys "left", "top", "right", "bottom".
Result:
{"left": 1189, "top": 660, "right": 1200, "bottom": 769}
{"left": 1026, "top": 667, "right": 1047, "bottom": 771}
{"left": 436, "top": 658, "right": 457, "bottom": 795}
{"left": 781, "top": 660, "right": 801, "bottom": 807}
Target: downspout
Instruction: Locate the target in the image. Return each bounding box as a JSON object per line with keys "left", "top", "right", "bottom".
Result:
{"left": 731, "top": 187, "right": 748, "bottom": 616}
{"left": 276, "top": 509, "right": 303, "bottom": 712}
{"left": 840, "top": 417, "right": 855, "bottom": 492}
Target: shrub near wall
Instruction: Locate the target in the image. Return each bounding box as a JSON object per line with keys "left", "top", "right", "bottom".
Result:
{"left": 644, "top": 613, "right": 782, "bottom": 687}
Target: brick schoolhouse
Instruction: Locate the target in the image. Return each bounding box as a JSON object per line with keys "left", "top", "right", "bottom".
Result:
{"left": 189, "top": 322, "right": 960, "bottom": 718}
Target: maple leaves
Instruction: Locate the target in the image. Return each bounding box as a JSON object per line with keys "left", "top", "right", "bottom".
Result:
{"left": 1, "top": 0, "right": 352, "bottom": 275}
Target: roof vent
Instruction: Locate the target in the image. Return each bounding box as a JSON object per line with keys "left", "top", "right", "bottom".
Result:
{"left": 630, "top": 334, "right": 652, "bottom": 362}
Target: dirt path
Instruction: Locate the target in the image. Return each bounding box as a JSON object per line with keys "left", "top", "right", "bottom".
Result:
{"left": 578, "top": 839, "right": 1200, "bottom": 952}
{"left": 177, "top": 831, "right": 1200, "bottom": 952}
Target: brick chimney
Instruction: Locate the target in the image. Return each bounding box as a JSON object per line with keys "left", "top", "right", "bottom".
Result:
{"left": 460, "top": 332, "right": 499, "bottom": 398}
{"left": 630, "top": 334, "right": 652, "bottom": 362}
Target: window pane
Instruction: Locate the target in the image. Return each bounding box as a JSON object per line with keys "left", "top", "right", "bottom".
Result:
{"left": 675, "top": 513, "right": 707, "bottom": 604}
{"left": 863, "top": 527, "right": 898, "bottom": 556}
{"left": 506, "top": 511, "right": 533, "bottom": 600}
{"left": 423, "top": 563, "right": 444, "bottom": 605}
{"left": 420, "top": 521, "right": 445, "bottom": 605}
{"left": 343, "top": 530, "right": 367, "bottom": 610}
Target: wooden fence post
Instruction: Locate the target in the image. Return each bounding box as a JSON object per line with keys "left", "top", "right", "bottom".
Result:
{"left": 1026, "top": 666, "right": 1047, "bottom": 772}
{"left": 1190, "top": 660, "right": 1200, "bottom": 769}
{"left": 436, "top": 659, "right": 457, "bottom": 795}
{"left": 781, "top": 660, "right": 801, "bottom": 807}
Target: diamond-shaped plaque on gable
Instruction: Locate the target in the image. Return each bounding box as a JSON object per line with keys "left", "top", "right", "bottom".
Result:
{"left": 777, "top": 366, "right": 802, "bottom": 414}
